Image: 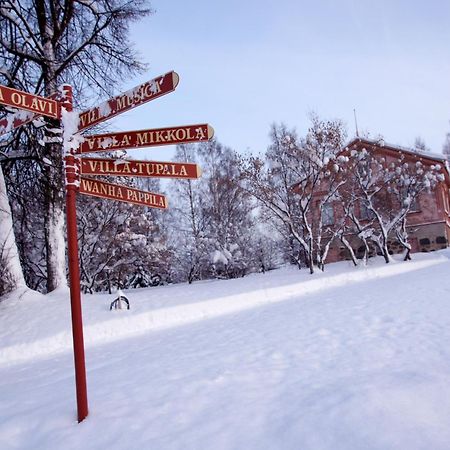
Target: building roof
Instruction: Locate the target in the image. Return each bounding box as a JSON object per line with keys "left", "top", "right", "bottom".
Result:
{"left": 345, "top": 137, "right": 447, "bottom": 163}
{"left": 344, "top": 137, "right": 450, "bottom": 186}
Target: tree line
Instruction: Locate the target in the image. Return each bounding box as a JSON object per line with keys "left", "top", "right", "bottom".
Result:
{"left": 2, "top": 114, "right": 446, "bottom": 296}
{"left": 0, "top": 1, "right": 448, "bottom": 297}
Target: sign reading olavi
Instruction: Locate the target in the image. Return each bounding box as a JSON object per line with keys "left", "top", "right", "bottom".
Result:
{"left": 77, "top": 123, "right": 214, "bottom": 154}
{"left": 0, "top": 85, "right": 60, "bottom": 119}
{"left": 79, "top": 177, "right": 167, "bottom": 209}
{"left": 78, "top": 71, "right": 179, "bottom": 132}
{"left": 0, "top": 91, "right": 60, "bottom": 136}
{"left": 80, "top": 158, "right": 201, "bottom": 179}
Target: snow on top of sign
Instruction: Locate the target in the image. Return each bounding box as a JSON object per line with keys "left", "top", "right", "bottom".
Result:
{"left": 100, "top": 136, "right": 118, "bottom": 149}
{"left": 98, "top": 101, "right": 112, "bottom": 118}
{"left": 0, "top": 109, "right": 34, "bottom": 134}
{"left": 113, "top": 159, "right": 130, "bottom": 166}
{"left": 61, "top": 109, "right": 83, "bottom": 155}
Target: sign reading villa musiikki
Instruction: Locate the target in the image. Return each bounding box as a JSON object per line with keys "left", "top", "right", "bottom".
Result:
{"left": 77, "top": 71, "right": 179, "bottom": 131}
{"left": 0, "top": 70, "right": 211, "bottom": 423}
{"left": 0, "top": 85, "right": 60, "bottom": 119}
{"left": 80, "top": 157, "right": 201, "bottom": 179}
{"left": 79, "top": 177, "right": 168, "bottom": 209}
{"left": 77, "top": 123, "right": 214, "bottom": 154}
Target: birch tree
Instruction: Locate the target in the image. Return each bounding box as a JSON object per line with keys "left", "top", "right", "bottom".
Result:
{"left": 0, "top": 0, "right": 152, "bottom": 292}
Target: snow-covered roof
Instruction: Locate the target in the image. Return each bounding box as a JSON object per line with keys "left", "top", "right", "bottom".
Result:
{"left": 345, "top": 137, "right": 447, "bottom": 163}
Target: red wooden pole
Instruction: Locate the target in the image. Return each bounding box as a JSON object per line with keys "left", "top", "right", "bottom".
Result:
{"left": 62, "top": 85, "right": 89, "bottom": 423}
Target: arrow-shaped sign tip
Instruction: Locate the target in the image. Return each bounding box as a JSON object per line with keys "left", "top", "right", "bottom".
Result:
{"left": 207, "top": 125, "right": 215, "bottom": 140}
{"left": 172, "top": 72, "right": 180, "bottom": 89}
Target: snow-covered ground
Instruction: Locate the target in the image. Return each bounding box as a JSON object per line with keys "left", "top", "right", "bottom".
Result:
{"left": 1, "top": 251, "right": 450, "bottom": 450}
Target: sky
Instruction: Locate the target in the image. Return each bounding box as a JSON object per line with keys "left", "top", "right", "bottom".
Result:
{"left": 110, "top": 0, "right": 450, "bottom": 161}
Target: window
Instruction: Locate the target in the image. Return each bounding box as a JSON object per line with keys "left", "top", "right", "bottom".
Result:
{"left": 322, "top": 202, "right": 334, "bottom": 226}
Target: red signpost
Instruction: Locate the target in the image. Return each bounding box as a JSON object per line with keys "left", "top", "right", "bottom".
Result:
{"left": 0, "top": 70, "right": 212, "bottom": 424}
{"left": 80, "top": 157, "right": 201, "bottom": 179}
{"left": 62, "top": 86, "right": 89, "bottom": 423}
{"left": 77, "top": 123, "right": 214, "bottom": 154}
{"left": 77, "top": 71, "right": 179, "bottom": 132}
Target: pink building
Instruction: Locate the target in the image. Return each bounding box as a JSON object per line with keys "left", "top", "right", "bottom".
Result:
{"left": 319, "top": 138, "right": 450, "bottom": 263}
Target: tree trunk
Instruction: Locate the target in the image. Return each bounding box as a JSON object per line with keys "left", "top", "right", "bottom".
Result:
{"left": 0, "top": 166, "right": 26, "bottom": 292}
{"left": 42, "top": 142, "right": 67, "bottom": 292}
{"left": 41, "top": 16, "right": 67, "bottom": 292}
{"left": 340, "top": 235, "right": 358, "bottom": 266}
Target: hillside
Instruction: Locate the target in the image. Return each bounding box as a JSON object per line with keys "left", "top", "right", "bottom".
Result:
{"left": 1, "top": 252, "right": 450, "bottom": 449}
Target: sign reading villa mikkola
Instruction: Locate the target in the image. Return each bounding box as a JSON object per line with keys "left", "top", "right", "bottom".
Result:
{"left": 0, "top": 69, "right": 213, "bottom": 424}
{"left": 76, "top": 124, "right": 213, "bottom": 153}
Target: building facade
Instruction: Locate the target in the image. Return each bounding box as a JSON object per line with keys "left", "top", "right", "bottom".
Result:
{"left": 319, "top": 138, "right": 450, "bottom": 263}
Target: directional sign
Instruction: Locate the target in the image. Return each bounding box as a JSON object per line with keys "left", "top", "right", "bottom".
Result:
{"left": 79, "top": 177, "right": 167, "bottom": 209}
{"left": 80, "top": 157, "right": 201, "bottom": 179}
{"left": 78, "top": 71, "right": 179, "bottom": 132}
{"left": 77, "top": 123, "right": 214, "bottom": 154}
{"left": 0, "top": 85, "right": 60, "bottom": 119}
{"left": 0, "top": 91, "right": 60, "bottom": 136}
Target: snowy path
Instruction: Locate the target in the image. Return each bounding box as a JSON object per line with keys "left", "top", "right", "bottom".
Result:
{"left": 1, "top": 252, "right": 450, "bottom": 449}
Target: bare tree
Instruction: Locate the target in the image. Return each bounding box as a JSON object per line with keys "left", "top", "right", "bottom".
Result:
{"left": 0, "top": 164, "right": 25, "bottom": 295}
{"left": 240, "top": 117, "right": 346, "bottom": 274}
{"left": 343, "top": 145, "right": 445, "bottom": 262}
{"left": 169, "top": 144, "right": 211, "bottom": 283}
{"left": 0, "top": 0, "right": 152, "bottom": 292}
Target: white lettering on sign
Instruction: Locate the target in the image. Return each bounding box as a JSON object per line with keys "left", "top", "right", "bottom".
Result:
{"left": 79, "top": 125, "right": 209, "bottom": 154}
{"left": 82, "top": 159, "right": 196, "bottom": 179}
{"left": 79, "top": 178, "right": 167, "bottom": 208}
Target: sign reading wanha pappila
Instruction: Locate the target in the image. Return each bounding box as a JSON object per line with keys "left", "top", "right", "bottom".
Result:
{"left": 79, "top": 177, "right": 168, "bottom": 209}
{"left": 0, "top": 70, "right": 213, "bottom": 424}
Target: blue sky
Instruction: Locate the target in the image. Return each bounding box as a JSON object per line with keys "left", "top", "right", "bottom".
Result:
{"left": 111, "top": 0, "right": 450, "bottom": 160}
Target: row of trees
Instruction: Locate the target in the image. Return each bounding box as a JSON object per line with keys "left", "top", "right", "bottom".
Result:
{"left": 0, "top": 0, "right": 153, "bottom": 296}
{"left": 0, "top": 113, "right": 447, "bottom": 295}
{"left": 241, "top": 118, "right": 445, "bottom": 274}
{"left": 0, "top": 1, "right": 448, "bottom": 296}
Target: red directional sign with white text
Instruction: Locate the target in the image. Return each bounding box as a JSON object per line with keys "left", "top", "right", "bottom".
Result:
{"left": 79, "top": 177, "right": 168, "bottom": 209}
{"left": 80, "top": 157, "right": 201, "bottom": 179}
{"left": 76, "top": 123, "right": 214, "bottom": 154}
{"left": 0, "top": 85, "right": 60, "bottom": 119}
{"left": 0, "top": 91, "right": 60, "bottom": 136}
{"left": 77, "top": 71, "right": 179, "bottom": 132}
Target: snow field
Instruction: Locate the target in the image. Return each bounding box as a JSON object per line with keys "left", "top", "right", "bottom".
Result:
{"left": 1, "top": 251, "right": 450, "bottom": 449}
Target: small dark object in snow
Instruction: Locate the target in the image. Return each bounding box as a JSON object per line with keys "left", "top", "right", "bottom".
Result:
{"left": 110, "top": 291, "right": 130, "bottom": 310}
